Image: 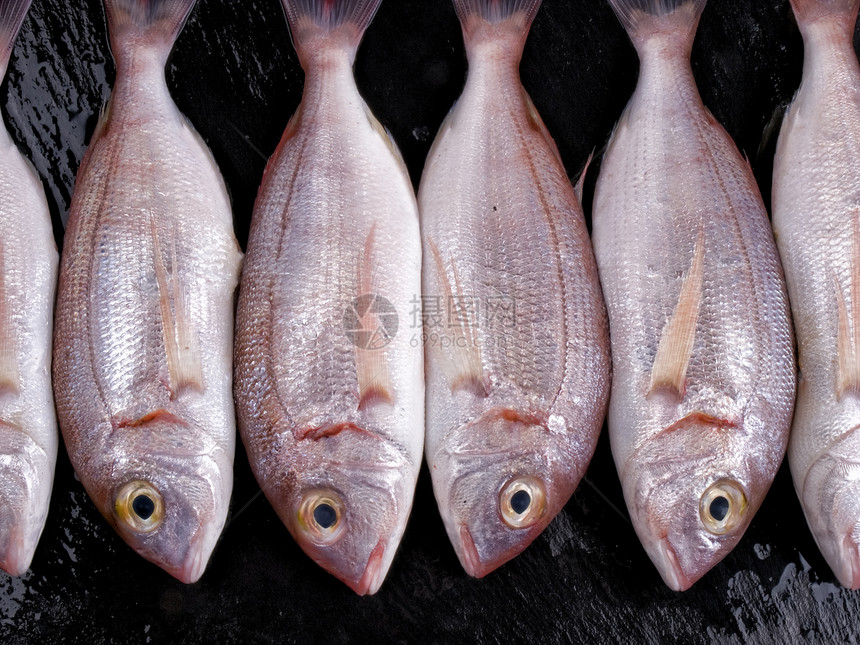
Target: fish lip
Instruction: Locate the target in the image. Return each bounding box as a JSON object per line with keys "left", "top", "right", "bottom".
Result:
{"left": 656, "top": 537, "right": 692, "bottom": 592}
{"left": 347, "top": 540, "right": 386, "bottom": 596}
{"left": 0, "top": 525, "right": 33, "bottom": 577}
{"left": 838, "top": 534, "right": 860, "bottom": 590}
{"left": 170, "top": 530, "right": 210, "bottom": 585}
{"left": 458, "top": 524, "right": 486, "bottom": 578}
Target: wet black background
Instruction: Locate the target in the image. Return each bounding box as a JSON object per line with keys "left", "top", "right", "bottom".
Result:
{"left": 0, "top": 0, "right": 857, "bottom": 643}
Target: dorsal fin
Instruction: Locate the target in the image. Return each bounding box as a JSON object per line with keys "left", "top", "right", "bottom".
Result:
{"left": 151, "top": 217, "right": 204, "bottom": 399}
{"left": 428, "top": 239, "right": 489, "bottom": 397}
{"left": 648, "top": 227, "right": 705, "bottom": 401}
{"left": 354, "top": 223, "right": 393, "bottom": 410}
{"left": 836, "top": 215, "right": 860, "bottom": 399}
{"left": 0, "top": 240, "right": 19, "bottom": 396}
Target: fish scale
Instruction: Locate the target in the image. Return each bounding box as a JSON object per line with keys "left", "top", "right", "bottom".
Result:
{"left": 0, "top": 0, "right": 58, "bottom": 578}
{"left": 774, "top": 0, "right": 860, "bottom": 590}
{"left": 419, "top": 0, "right": 611, "bottom": 578}
{"left": 233, "top": 0, "right": 424, "bottom": 596}
{"left": 594, "top": 0, "right": 795, "bottom": 591}
{"left": 52, "top": 0, "right": 241, "bottom": 583}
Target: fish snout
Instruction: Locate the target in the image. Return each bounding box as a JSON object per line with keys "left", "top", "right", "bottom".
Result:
{"left": 655, "top": 538, "right": 693, "bottom": 592}
{"left": 458, "top": 524, "right": 486, "bottom": 578}
{"left": 836, "top": 534, "right": 860, "bottom": 590}
{"left": 348, "top": 540, "right": 386, "bottom": 596}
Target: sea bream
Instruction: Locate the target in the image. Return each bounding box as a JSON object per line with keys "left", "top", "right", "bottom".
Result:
{"left": 0, "top": 0, "right": 59, "bottom": 577}
{"left": 52, "top": 0, "right": 242, "bottom": 583}
{"left": 418, "top": 0, "right": 611, "bottom": 577}
{"left": 233, "top": 0, "right": 423, "bottom": 595}
{"left": 593, "top": 0, "right": 795, "bottom": 590}
{"left": 773, "top": 0, "right": 860, "bottom": 589}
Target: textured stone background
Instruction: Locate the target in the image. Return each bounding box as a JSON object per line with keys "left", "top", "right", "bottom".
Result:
{"left": 1, "top": 0, "right": 856, "bottom": 642}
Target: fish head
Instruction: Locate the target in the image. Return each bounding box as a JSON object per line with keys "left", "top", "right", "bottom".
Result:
{"left": 622, "top": 412, "right": 771, "bottom": 591}
{"left": 0, "top": 422, "right": 54, "bottom": 576}
{"left": 432, "top": 409, "right": 585, "bottom": 578}
{"left": 102, "top": 410, "right": 232, "bottom": 584}
{"left": 798, "top": 424, "right": 860, "bottom": 590}
{"left": 268, "top": 427, "right": 415, "bottom": 595}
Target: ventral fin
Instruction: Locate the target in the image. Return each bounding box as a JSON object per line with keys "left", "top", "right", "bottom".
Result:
{"left": 836, "top": 216, "right": 860, "bottom": 399}
{"left": 0, "top": 241, "right": 18, "bottom": 396}
{"left": 648, "top": 227, "right": 705, "bottom": 402}
{"left": 355, "top": 224, "right": 394, "bottom": 410}
{"left": 428, "top": 239, "right": 489, "bottom": 397}
{"left": 151, "top": 217, "right": 204, "bottom": 399}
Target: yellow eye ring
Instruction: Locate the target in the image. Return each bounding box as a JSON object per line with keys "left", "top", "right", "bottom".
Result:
{"left": 298, "top": 490, "right": 345, "bottom": 544}
{"left": 699, "top": 479, "right": 747, "bottom": 535}
{"left": 499, "top": 477, "right": 546, "bottom": 529}
{"left": 115, "top": 480, "right": 164, "bottom": 534}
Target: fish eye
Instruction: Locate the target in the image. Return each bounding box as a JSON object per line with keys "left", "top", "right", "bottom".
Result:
{"left": 499, "top": 477, "right": 546, "bottom": 529}
{"left": 115, "top": 480, "right": 164, "bottom": 533}
{"left": 699, "top": 479, "right": 747, "bottom": 535}
{"left": 299, "top": 490, "right": 345, "bottom": 544}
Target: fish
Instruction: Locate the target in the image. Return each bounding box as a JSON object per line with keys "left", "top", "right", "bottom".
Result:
{"left": 592, "top": 0, "right": 795, "bottom": 591}
{"left": 773, "top": 0, "right": 860, "bottom": 590}
{"left": 52, "top": 0, "right": 242, "bottom": 583}
{"left": 418, "top": 0, "right": 611, "bottom": 577}
{"left": 0, "top": 0, "right": 59, "bottom": 577}
{"left": 233, "top": 0, "right": 424, "bottom": 596}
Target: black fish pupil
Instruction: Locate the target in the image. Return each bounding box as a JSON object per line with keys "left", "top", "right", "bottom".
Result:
{"left": 132, "top": 494, "right": 155, "bottom": 520}
{"left": 511, "top": 490, "right": 531, "bottom": 515}
{"left": 314, "top": 503, "right": 337, "bottom": 529}
{"left": 709, "top": 496, "right": 730, "bottom": 522}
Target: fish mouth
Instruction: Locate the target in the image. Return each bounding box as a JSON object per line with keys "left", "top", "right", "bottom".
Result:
{"left": 348, "top": 540, "right": 386, "bottom": 596}
{"left": 166, "top": 530, "right": 210, "bottom": 585}
{"left": 655, "top": 537, "right": 692, "bottom": 592}
{"left": 0, "top": 524, "right": 33, "bottom": 577}
{"left": 838, "top": 534, "right": 860, "bottom": 590}
{"left": 459, "top": 524, "right": 486, "bottom": 578}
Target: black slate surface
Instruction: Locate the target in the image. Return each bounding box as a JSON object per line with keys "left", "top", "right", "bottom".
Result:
{"left": 1, "top": 0, "right": 858, "bottom": 643}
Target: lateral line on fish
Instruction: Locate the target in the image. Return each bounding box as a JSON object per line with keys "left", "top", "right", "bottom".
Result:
{"left": 355, "top": 223, "right": 393, "bottom": 410}
{"left": 0, "top": 240, "right": 19, "bottom": 396}
{"left": 428, "top": 239, "right": 488, "bottom": 397}
{"left": 507, "top": 110, "right": 571, "bottom": 410}
{"left": 836, "top": 215, "right": 860, "bottom": 399}
{"left": 648, "top": 226, "right": 705, "bottom": 401}
{"left": 151, "top": 216, "right": 204, "bottom": 399}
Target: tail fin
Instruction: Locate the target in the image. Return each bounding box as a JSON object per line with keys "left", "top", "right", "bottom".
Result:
{"left": 607, "top": 0, "right": 706, "bottom": 56}
{"left": 281, "top": 0, "right": 382, "bottom": 66}
{"left": 453, "top": 0, "right": 542, "bottom": 51}
{"left": 790, "top": 0, "right": 860, "bottom": 38}
{"left": 103, "top": 0, "right": 196, "bottom": 62}
{"left": 0, "top": 0, "right": 32, "bottom": 73}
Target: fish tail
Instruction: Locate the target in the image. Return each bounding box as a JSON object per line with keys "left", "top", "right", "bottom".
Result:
{"left": 452, "top": 0, "right": 542, "bottom": 53}
{"left": 0, "top": 0, "right": 32, "bottom": 73}
{"left": 281, "top": 0, "right": 382, "bottom": 66}
{"left": 103, "top": 0, "right": 196, "bottom": 61}
{"left": 607, "top": 0, "right": 706, "bottom": 56}
{"left": 790, "top": 0, "right": 860, "bottom": 38}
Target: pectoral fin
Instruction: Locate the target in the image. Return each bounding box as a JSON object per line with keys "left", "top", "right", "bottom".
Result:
{"left": 355, "top": 224, "right": 393, "bottom": 410}
{"left": 648, "top": 228, "right": 705, "bottom": 401}
{"left": 428, "top": 239, "right": 488, "bottom": 397}
{"left": 836, "top": 217, "right": 860, "bottom": 399}
{"left": 0, "top": 242, "right": 18, "bottom": 396}
{"left": 151, "top": 218, "right": 204, "bottom": 399}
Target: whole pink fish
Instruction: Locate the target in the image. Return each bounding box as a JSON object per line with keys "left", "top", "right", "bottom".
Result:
{"left": 0, "top": 0, "right": 58, "bottom": 576}
{"left": 52, "top": 0, "right": 242, "bottom": 583}
{"left": 233, "top": 0, "right": 424, "bottom": 595}
{"left": 418, "top": 0, "right": 610, "bottom": 577}
{"left": 593, "top": 0, "right": 795, "bottom": 590}
{"left": 773, "top": 0, "right": 860, "bottom": 589}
